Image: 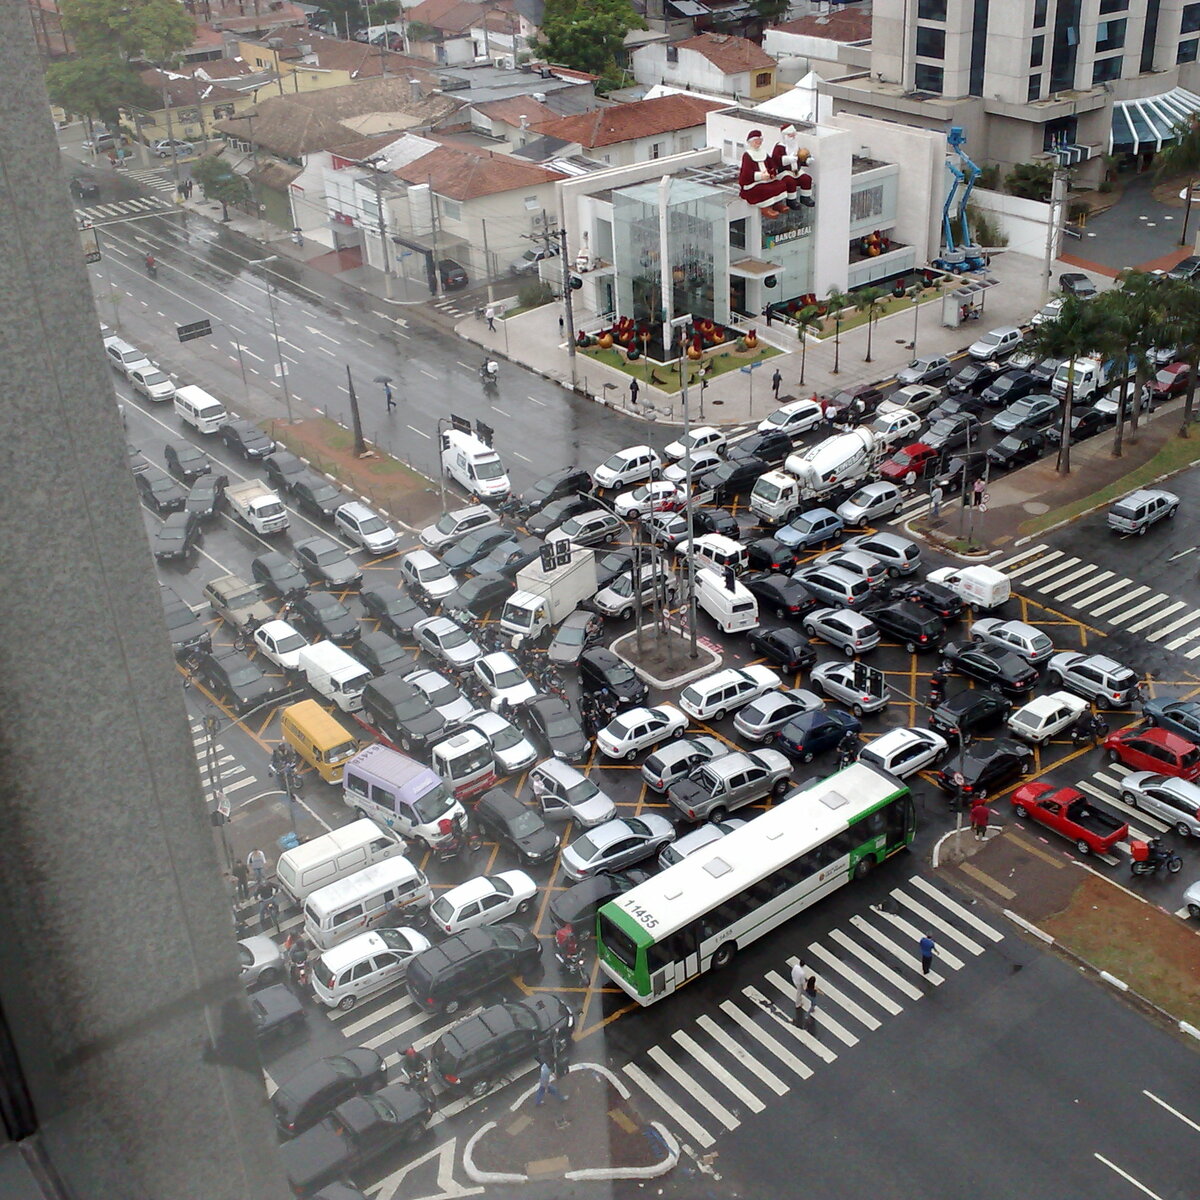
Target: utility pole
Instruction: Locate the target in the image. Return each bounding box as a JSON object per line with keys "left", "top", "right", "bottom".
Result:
{"left": 481, "top": 217, "right": 494, "bottom": 302}
{"left": 559, "top": 227, "right": 578, "bottom": 389}
{"left": 346, "top": 364, "right": 367, "bottom": 456}
{"left": 427, "top": 173, "right": 440, "bottom": 295}
{"left": 671, "top": 315, "right": 698, "bottom": 658}
{"left": 357, "top": 157, "right": 393, "bottom": 278}
{"left": 1041, "top": 167, "right": 1067, "bottom": 300}
{"left": 162, "top": 82, "right": 182, "bottom": 193}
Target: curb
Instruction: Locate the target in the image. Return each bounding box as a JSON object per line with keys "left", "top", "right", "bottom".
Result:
{"left": 610, "top": 629, "right": 722, "bottom": 689}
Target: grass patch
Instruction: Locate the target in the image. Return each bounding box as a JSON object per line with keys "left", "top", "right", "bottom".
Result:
{"left": 580, "top": 342, "right": 780, "bottom": 390}
{"left": 1019, "top": 428, "right": 1200, "bottom": 535}
{"left": 801, "top": 289, "right": 944, "bottom": 341}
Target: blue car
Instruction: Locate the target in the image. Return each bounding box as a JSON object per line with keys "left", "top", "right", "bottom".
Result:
{"left": 1142, "top": 699, "right": 1200, "bottom": 743}
{"left": 775, "top": 507, "right": 844, "bottom": 551}
{"left": 772, "top": 709, "right": 861, "bottom": 762}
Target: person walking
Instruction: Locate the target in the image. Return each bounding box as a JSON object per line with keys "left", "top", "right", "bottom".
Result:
{"left": 231, "top": 859, "right": 250, "bottom": 902}
{"left": 247, "top": 847, "right": 267, "bottom": 887}
{"left": 485, "top": 305, "right": 496, "bottom": 332}
{"left": 790, "top": 958, "right": 807, "bottom": 1024}
{"left": 771, "top": 368, "right": 782, "bottom": 400}
{"left": 384, "top": 381, "right": 395, "bottom": 412}
{"left": 630, "top": 379, "right": 639, "bottom": 406}
{"left": 969, "top": 800, "right": 993, "bottom": 841}
{"left": 904, "top": 468, "right": 917, "bottom": 490}
{"left": 530, "top": 773, "right": 546, "bottom": 811}
{"left": 800, "top": 975, "right": 819, "bottom": 1026}
{"left": 257, "top": 878, "right": 280, "bottom": 931}
{"left": 919, "top": 933, "right": 937, "bottom": 976}
{"left": 930, "top": 483, "right": 944, "bottom": 519}
{"left": 534, "top": 1055, "right": 566, "bottom": 1105}
{"left": 559, "top": 315, "right": 565, "bottom": 338}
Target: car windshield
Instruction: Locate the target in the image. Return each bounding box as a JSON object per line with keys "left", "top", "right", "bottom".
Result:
{"left": 890, "top": 451, "right": 914, "bottom": 467}
{"left": 475, "top": 459, "right": 506, "bottom": 480}
{"left": 493, "top": 664, "right": 524, "bottom": 689}
{"left": 977, "top": 333, "right": 1001, "bottom": 348}
{"left": 313, "top": 482, "right": 341, "bottom": 502}
{"left": 489, "top": 722, "right": 521, "bottom": 751}
{"left": 565, "top": 778, "right": 599, "bottom": 804}
{"left": 142, "top": 370, "right": 170, "bottom": 386}
{"left": 395, "top": 692, "right": 430, "bottom": 719}
{"left": 556, "top": 624, "right": 586, "bottom": 646}
{"left": 420, "top": 562, "right": 450, "bottom": 582}
{"left": 571, "top": 834, "right": 598, "bottom": 860}
{"left": 426, "top": 681, "right": 458, "bottom": 706}
{"left": 441, "top": 627, "right": 470, "bottom": 649}
{"left": 159, "top": 526, "right": 186, "bottom": 542}
{"left": 546, "top": 711, "right": 577, "bottom": 736}
{"left": 315, "top": 547, "right": 343, "bottom": 565}
{"left": 411, "top": 786, "right": 453, "bottom": 824}
{"left": 359, "top": 514, "right": 387, "bottom": 534}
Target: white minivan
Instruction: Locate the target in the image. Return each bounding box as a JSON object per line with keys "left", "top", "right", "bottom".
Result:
{"left": 440, "top": 429, "right": 511, "bottom": 499}
{"left": 275, "top": 818, "right": 406, "bottom": 905}
{"left": 174, "top": 384, "right": 228, "bottom": 434}
{"left": 303, "top": 857, "right": 432, "bottom": 950}
{"left": 311, "top": 927, "right": 432, "bottom": 1009}
{"left": 694, "top": 566, "right": 759, "bottom": 633}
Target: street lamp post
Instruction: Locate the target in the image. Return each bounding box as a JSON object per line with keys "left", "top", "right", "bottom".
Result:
{"left": 249, "top": 256, "right": 295, "bottom": 424}
{"left": 832, "top": 313, "right": 842, "bottom": 375}
{"left": 670, "top": 314, "right": 698, "bottom": 659}
{"left": 355, "top": 156, "right": 394, "bottom": 283}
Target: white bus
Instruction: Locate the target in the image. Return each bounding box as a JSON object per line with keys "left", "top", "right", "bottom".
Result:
{"left": 595, "top": 763, "right": 915, "bottom": 1004}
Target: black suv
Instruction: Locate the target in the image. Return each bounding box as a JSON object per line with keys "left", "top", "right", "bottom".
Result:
{"left": 290, "top": 591, "right": 361, "bottom": 646}
{"left": 192, "top": 649, "right": 288, "bottom": 713}
{"left": 219, "top": 418, "right": 275, "bottom": 460}
{"left": 160, "top": 584, "right": 211, "bottom": 657}
{"left": 860, "top": 596, "right": 945, "bottom": 653}
{"left": 901, "top": 580, "right": 964, "bottom": 621}
{"left": 980, "top": 370, "right": 1037, "bottom": 408}
{"left": 163, "top": 440, "right": 213, "bottom": 482}
{"left": 929, "top": 690, "right": 1012, "bottom": 739}
{"left": 406, "top": 924, "right": 542, "bottom": 1014}
{"left": 697, "top": 455, "right": 768, "bottom": 502}
{"left": 744, "top": 536, "right": 797, "bottom": 573}
{"left": 730, "top": 428, "right": 791, "bottom": 466}
{"left": 271, "top": 1048, "right": 387, "bottom": 1137}
{"left": 472, "top": 787, "right": 558, "bottom": 867}
{"left": 934, "top": 738, "right": 1033, "bottom": 800}
{"left": 578, "top": 646, "right": 648, "bottom": 707}
{"left": 516, "top": 467, "right": 593, "bottom": 516}
{"left": 941, "top": 640, "right": 1039, "bottom": 695}
{"left": 430, "top": 996, "right": 574, "bottom": 1096}
{"left": 360, "top": 674, "right": 445, "bottom": 752}
{"left": 946, "top": 360, "right": 1006, "bottom": 395}
{"left": 692, "top": 507, "right": 741, "bottom": 540}
{"left": 987, "top": 427, "right": 1047, "bottom": 472}
{"left": 747, "top": 626, "right": 818, "bottom": 672}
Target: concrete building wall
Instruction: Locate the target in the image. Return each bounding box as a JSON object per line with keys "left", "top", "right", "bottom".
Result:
{"left": 632, "top": 45, "right": 755, "bottom": 98}
{"left": 969, "top": 186, "right": 1057, "bottom": 261}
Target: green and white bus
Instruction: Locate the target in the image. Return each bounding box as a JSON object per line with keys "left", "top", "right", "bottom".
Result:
{"left": 596, "top": 763, "right": 915, "bottom": 1004}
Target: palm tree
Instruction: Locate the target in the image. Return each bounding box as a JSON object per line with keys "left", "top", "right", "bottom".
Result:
{"left": 1153, "top": 276, "right": 1200, "bottom": 437}
{"left": 1154, "top": 115, "right": 1200, "bottom": 245}
{"left": 1023, "top": 294, "right": 1106, "bottom": 474}
{"left": 825, "top": 287, "right": 848, "bottom": 376}
{"left": 793, "top": 304, "right": 822, "bottom": 387}
{"left": 1090, "top": 285, "right": 1145, "bottom": 459}
{"left": 853, "top": 286, "right": 888, "bottom": 363}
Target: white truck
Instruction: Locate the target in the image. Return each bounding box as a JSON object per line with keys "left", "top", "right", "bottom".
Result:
{"left": 296, "top": 641, "right": 373, "bottom": 712}
{"left": 926, "top": 565, "right": 1011, "bottom": 610}
{"left": 225, "top": 480, "right": 290, "bottom": 535}
{"left": 500, "top": 545, "right": 598, "bottom": 642}
{"left": 750, "top": 428, "right": 878, "bottom": 524}
{"left": 1050, "top": 356, "right": 1123, "bottom": 401}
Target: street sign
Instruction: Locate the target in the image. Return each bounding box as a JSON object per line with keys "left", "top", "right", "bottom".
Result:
{"left": 177, "top": 318, "right": 212, "bottom": 343}
{"left": 475, "top": 420, "right": 494, "bottom": 446}
{"left": 450, "top": 413, "right": 471, "bottom": 433}
{"left": 79, "top": 222, "right": 100, "bottom": 264}
{"left": 215, "top": 790, "right": 230, "bottom": 819}
{"left": 273, "top": 362, "right": 288, "bottom": 378}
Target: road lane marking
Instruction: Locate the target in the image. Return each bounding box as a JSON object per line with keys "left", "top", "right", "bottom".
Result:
{"left": 764, "top": 971, "right": 856, "bottom": 1046}
{"left": 528, "top": 396, "right": 545, "bottom": 406}
{"left": 407, "top": 425, "right": 430, "bottom": 438}
{"left": 1091, "top": 584, "right": 1149, "bottom": 616}
{"left": 804, "top": 945, "right": 902, "bottom": 1015}
{"left": 890, "top": 888, "right": 985, "bottom": 955}
{"left": 672, "top": 1030, "right": 765, "bottom": 1111}
{"left": 647, "top": 1045, "right": 737, "bottom": 1130}
{"left": 908, "top": 875, "right": 1004, "bottom": 939}
{"left": 719, "top": 1000, "right": 814, "bottom": 1076}
{"left": 623, "top": 1062, "right": 714, "bottom": 1148}
{"left": 1093, "top": 1154, "right": 1164, "bottom": 1199}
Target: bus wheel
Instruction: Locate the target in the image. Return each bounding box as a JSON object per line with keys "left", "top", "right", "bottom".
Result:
{"left": 853, "top": 857, "right": 874, "bottom": 880}
{"left": 712, "top": 942, "right": 736, "bottom": 969}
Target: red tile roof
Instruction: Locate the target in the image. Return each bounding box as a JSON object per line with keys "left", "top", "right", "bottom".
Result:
{"left": 772, "top": 8, "right": 872, "bottom": 42}
{"left": 473, "top": 95, "right": 561, "bottom": 128}
{"left": 533, "top": 94, "right": 724, "bottom": 148}
{"left": 393, "top": 145, "right": 565, "bottom": 199}
{"left": 675, "top": 33, "right": 775, "bottom": 74}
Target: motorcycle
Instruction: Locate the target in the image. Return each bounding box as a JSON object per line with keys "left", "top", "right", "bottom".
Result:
{"left": 145, "top": 255, "right": 157, "bottom": 278}
{"left": 1070, "top": 713, "right": 1109, "bottom": 746}
{"left": 400, "top": 1047, "right": 437, "bottom": 1107}
{"left": 1130, "top": 838, "right": 1183, "bottom": 877}
{"left": 479, "top": 360, "right": 498, "bottom": 385}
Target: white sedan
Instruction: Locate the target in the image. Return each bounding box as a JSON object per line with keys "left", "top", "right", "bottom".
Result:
{"left": 474, "top": 652, "right": 538, "bottom": 708}
{"left": 253, "top": 619, "right": 309, "bottom": 671}
{"left": 427, "top": 871, "right": 538, "bottom": 935}
{"left": 596, "top": 704, "right": 689, "bottom": 760}
{"left": 1006, "top": 691, "right": 1088, "bottom": 744}
{"left": 466, "top": 710, "right": 538, "bottom": 775}
{"left": 412, "top": 616, "right": 483, "bottom": 670}
{"left": 613, "top": 480, "right": 684, "bottom": 520}
{"left": 857, "top": 727, "right": 947, "bottom": 778}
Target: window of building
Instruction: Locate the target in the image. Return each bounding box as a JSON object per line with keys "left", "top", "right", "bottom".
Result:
{"left": 1042, "top": 115, "right": 1078, "bottom": 153}
{"left": 1095, "top": 18, "right": 1126, "bottom": 51}
{"left": 1050, "top": 0, "right": 1081, "bottom": 92}
{"left": 968, "top": 0, "right": 988, "bottom": 96}
{"left": 915, "top": 26, "right": 946, "bottom": 58}
{"left": 729, "top": 218, "right": 746, "bottom": 250}
{"left": 679, "top": 135, "right": 693, "bottom": 151}
{"left": 1028, "top": 74, "right": 1042, "bottom": 101}
{"left": 914, "top": 63, "right": 944, "bottom": 93}
{"left": 1184, "top": 2, "right": 1200, "bottom": 33}
{"left": 439, "top": 198, "right": 461, "bottom": 221}
{"left": 755, "top": 71, "right": 772, "bottom": 87}
{"left": 1030, "top": 35, "right": 1045, "bottom": 68}
{"left": 917, "top": 0, "right": 946, "bottom": 19}
{"left": 651, "top": 142, "right": 662, "bottom": 159}
{"left": 1179, "top": 37, "right": 1200, "bottom": 62}
{"left": 1092, "top": 54, "right": 1123, "bottom": 83}
{"left": 1099, "top": 0, "right": 1127, "bottom": 9}
{"left": 666, "top": 45, "right": 678, "bottom": 63}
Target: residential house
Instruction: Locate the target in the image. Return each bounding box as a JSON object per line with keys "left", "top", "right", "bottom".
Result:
{"left": 631, "top": 33, "right": 778, "bottom": 100}
{"left": 764, "top": 7, "right": 872, "bottom": 78}
{"left": 403, "top": 0, "right": 535, "bottom": 67}
{"left": 126, "top": 69, "right": 252, "bottom": 151}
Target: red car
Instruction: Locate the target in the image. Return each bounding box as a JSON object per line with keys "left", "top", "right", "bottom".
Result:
{"left": 1147, "top": 362, "right": 1189, "bottom": 400}
{"left": 879, "top": 442, "right": 938, "bottom": 482}
{"left": 1104, "top": 726, "right": 1200, "bottom": 780}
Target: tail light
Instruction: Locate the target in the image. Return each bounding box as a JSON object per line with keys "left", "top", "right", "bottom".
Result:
{"left": 919, "top": 634, "right": 928, "bottom": 643}
{"left": 687, "top": 807, "right": 696, "bottom": 818}
{"left": 444, "top": 1074, "right": 460, "bottom": 1085}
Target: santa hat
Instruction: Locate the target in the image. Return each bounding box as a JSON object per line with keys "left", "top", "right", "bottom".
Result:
{"left": 781, "top": 124, "right": 796, "bottom": 135}
{"left": 748, "top": 129, "right": 762, "bottom": 140}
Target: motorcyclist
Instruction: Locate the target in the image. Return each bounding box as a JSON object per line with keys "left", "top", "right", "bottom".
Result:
{"left": 144, "top": 252, "right": 156, "bottom": 275}
{"left": 555, "top": 924, "right": 579, "bottom": 960}
{"left": 480, "top": 358, "right": 498, "bottom": 381}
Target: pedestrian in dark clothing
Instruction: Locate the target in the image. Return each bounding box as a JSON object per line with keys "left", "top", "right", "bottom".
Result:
{"left": 919, "top": 934, "right": 936, "bottom": 975}
{"left": 969, "top": 801, "right": 992, "bottom": 840}
{"left": 257, "top": 879, "right": 280, "bottom": 930}
{"left": 764, "top": 306, "right": 774, "bottom": 327}
{"left": 800, "top": 975, "right": 818, "bottom": 1025}
{"left": 771, "top": 368, "right": 782, "bottom": 399}
{"left": 384, "top": 381, "right": 395, "bottom": 412}
{"left": 231, "top": 860, "right": 250, "bottom": 901}
{"left": 559, "top": 315, "right": 565, "bottom": 338}
{"left": 630, "top": 379, "right": 639, "bottom": 406}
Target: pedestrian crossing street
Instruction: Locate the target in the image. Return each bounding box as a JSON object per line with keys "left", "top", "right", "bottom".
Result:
{"left": 76, "top": 195, "right": 171, "bottom": 224}
{"left": 992, "top": 543, "right": 1200, "bottom": 654}
{"left": 190, "top": 718, "right": 259, "bottom": 807}
{"left": 434, "top": 297, "right": 470, "bottom": 321}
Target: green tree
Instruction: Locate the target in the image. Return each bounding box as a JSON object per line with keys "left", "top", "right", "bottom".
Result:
{"left": 59, "top": 0, "right": 194, "bottom": 63}
{"left": 540, "top": 0, "right": 645, "bottom": 78}
{"left": 319, "top": 0, "right": 367, "bottom": 38}
{"left": 45, "top": 54, "right": 156, "bottom": 129}
{"left": 749, "top": 0, "right": 790, "bottom": 24}
{"left": 192, "top": 155, "right": 250, "bottom": 222}
{"left": 1151, "top": 276, "right": 1200, "bottom": 437}
{"left": 853, "top": 286, "right": 887, "bottom": 363}
{"left": 1154, "top": 115, "right": 1200, "bottom": 245}
{"left": 1003, "top": 161, "right": 1055, "bottom": 201}
{"left": 1090, "top": 283, "right": 1146, "bottom": 459}
{"left": 825, "top": 287, "right": 848, "bottom": 376}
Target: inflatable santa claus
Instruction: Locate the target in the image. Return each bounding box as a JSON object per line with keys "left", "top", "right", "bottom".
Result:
{"left": 769, "top": 125, "right": 815, "bottom": 209}
{"left": 738, "top": 130, "right": 789, "bottom": 219}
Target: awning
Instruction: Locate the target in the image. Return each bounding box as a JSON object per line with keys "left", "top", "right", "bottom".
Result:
{"left": 1110, "top": 87, "right": 1200, "bottom": 154}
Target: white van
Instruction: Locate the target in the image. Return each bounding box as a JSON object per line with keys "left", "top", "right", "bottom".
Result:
{"left": 296, "top": 641, "right": 372, "bottom": 713}
{"left": 311, "top": 927, "right": 432, "bottom": 1010}
{"left": 694, "top": 566, "right": 759, "bottom": 633}
{"left": 174, "top": 384, "right": 227, "bottom": 434}
{"left": 926, "top": 564, "right": 1011, "bottom": 609}
{"left": 869, "top": 408, "right": 922, "bottom": 447}
{"left": 440, "top": 429, "right": 510, "bottom": 499}
{"left": 275, "top": 818, "right": 406, "bottom": 904}
{"left": 303, "top": 857, "right": 432, "bottom": 951}
{"left": 342, "top": 743, "right": 466, "bottom": 847}
{"left": 679, "top": 533, "right": 747, "bottom": 574}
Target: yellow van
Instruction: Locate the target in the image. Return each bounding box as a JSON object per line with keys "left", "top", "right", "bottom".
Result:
{"left": 280, "top": 700, "right": 359, "bottom": 784}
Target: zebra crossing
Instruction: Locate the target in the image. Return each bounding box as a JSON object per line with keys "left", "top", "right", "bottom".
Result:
{"left": 1063, "top": 759, "right": 1175, "bottom": 865}
{"left": 992, "top": 543, "right": 1200, "bottom": 655}
{"left": 122, "top": 166, "right": 178, "bottom": 194}
{"left": 190, "top": 718, "right": 259, "bottom": 806}
{"left": 76, "top": 195, "right": 171, "bottom": 224}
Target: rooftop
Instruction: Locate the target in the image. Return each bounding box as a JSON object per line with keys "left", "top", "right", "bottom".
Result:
{"left": 394, "top": 144, "right": 566, "bottom": 198}
{"left": 673, "top": 32, "right": 775, "bottom": 74}
{"left": 771, "top": 7, "right": 873, "bottom": 43}
{"left": 532, "top": 94, "right": 725, "bottom": 147}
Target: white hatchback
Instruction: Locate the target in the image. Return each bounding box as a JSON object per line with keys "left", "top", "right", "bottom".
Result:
{"left": 474, "top": 651, "right": 538, "bottom": 708}
{"left": 596, "top": 704, "right": 688, "bottom": 760}
{"left": 592, "top": 445, "right": 662, "bottom": 490}
{"left": 253, "top": 619, "right": 309, "bottom": 671}
{"left": 664, "top": 425, "right": 726, "bottom": 460}
{"left": 857, "top": 727, "right": 947, "bottom": 777}
{"left": 613, "top": 480, "right": 683, "bottom": 520}
{"left": 428, "top": 870, "right": 538, "bottom": 935}
{"left": 758, "top": 399, "right": 825, "bottom": 439}
{"left": 1007, "top": 691, "right": 1088, "bottom": 744}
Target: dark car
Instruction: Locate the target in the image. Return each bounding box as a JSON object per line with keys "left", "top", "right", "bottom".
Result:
{"left": 1059, "top": 271, "right": 1098, "bottom": 299}
{"left": 1142, "top": 698, "right": 1200, "bottom": 742}
{"left": 548, "top": 610, "right": 604, "bottom": 666}
{"left": 934, "top": 738, "right": 1033, "bottom": 800}
{"left": 940, "top": 640, "right": 1039, "bottom": 694}
{"left": 443, "top": 573, "right": 515, "bottom": 619}
{"left": 929, "top": 689, "right": 1012, "bottom": 739}
{"left": 946, "top": 359, "right": 1006, "bottom": 395}
{"left": 354, "top": 629, "right": 414, "bottom": 677}
{"left": 747, "top": 626, "right": 818, "bottom": 672}
{"left": 292, "top": 472, "right": 346, "bottom": 522}
{"left": 219, "top": 418, "right": 275, "bottom": 460}
{"left": 272, "top": 1048, "right": 387, "bottom": 1137}
{"left": 279, "top": 1082, "right": 430, "bottom": 1195}
{"left": 929, "top": 393, "right": 989, "bottom": 423}
{"left": 440, "top": 527, "right": 515, "bottom": 574}
{"left": 360, "top": 674, "right": 445, "bottom": 751}
{"left": 515, "top": 467, "right": 594, "bottom": 516}
{"left": 153, "top": 509, "right": 202, "bottom": 562}
{"left": 698, "top": 455, "right": 768, "bottom": 502}
{"left": 70, "top": 176, "right": 100, "bottom": 200}
{"left": 160, "top": 583, "right": 211, "bottom": 657}
{"left": 691, "top": 507, "right": 741, "bottom": 539}
{"left": 901, "top": 580, "right": 964, "bottom": 621}
{"left": 731, "top": 429, "right": 791, "bottom": 466}
{"left": 430, "top": 995, "right": 574, "bottom": 1097}
{"left": 932, "top": 452, "right": 989, "bottom": 492}
{"left": 295, "top": 536, "right": 363, "bottom": 589}
{"left": 549, "top": 873, "right": 636, "bottom": 930}
{"left": 136, "top": 471, "right": 186, "bottom": 514}
{"left": 1046, "top": 407, "right": 1113, "bottom": 445}
{"left": 744, "top": 536, "right": 797, "bottom": 573}
{"left": 773, "top": 709, "right": 861, "bottom": 762}
{"left": 472, "top": 786, "right": 558, "bottom": 866}
{"left": 923, "top": 413, "right": 980, "bottom": 454}
{"left": 860, "top": 596, "right": 944, "bottom": 653}
{"left": 184, "top": 471, "right": 228, "bottom": 523}
{"left": 360, "top": 585, "right": 425, "bottom": 637}
{"left": 438, "top": 258, "right": 468, "bottom": 289}
{"left": 1026, "top": 355, "right": 1061, "bottom": 383}
{"left": 526, "top": 494, "right": 593, "bottom": 537}
{"left": 980, "top": 370, "right": 1037, "bottom": 408}
{"left": 405, "top": 924, "right": 542, "bottom": 1014}
{"left": 828, "top": 384, "right": 886, "bottom": 421}
{"left": 472, "top": 535, "right": 542, "bottom": 579}
{"left": 163, "top": 440, "right": 213, "bottom": 482}
{"left": 741, "top": 571, "right": 815, "bottom": 619}
{"left": 594, "top": 549, "right": 633, "bottom": 592}
{"left": 987, "top": 427, "right": 1047, "bottom": 471}
{"left": 250, "top": 984, "right": 306, "bottom": 1042}
{"left": 291, "top": 592, "right": 361, "bottom": 646}
{"left": 578, "top": 646, "right": 648, "bottom": 707}
{"left": 252, "top": 551, "right": 307, "bottom": 599}
{"left": 263, "top": 450, "right": 306, "bottom": 493}
{"left": 192, "top": 649, "right": 288, "bottom": 713}
{"left": 1167, "top": 254, "right": 1200, "bottom": 281}
{"left": 525, "top": 695, "right": 589, "bottom": 761}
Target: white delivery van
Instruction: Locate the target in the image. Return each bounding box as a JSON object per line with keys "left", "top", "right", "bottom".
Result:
{"left": 303, "top": 857, "right": 432, "bottom": 951}
{"left": 694, "top": 566, "right": 759, "bottom": 633}
{"left": 173, "top": 384, "right": 228, "bottom": 434}
{"left": 275, "top": 819, "right": 406, "bottom": 905}
{"left": 297, "top": 641, "right": 372, "bottom": 713}
{"left": 440, "top": 429, "right": 510, "bottom": 499}
{"left": 926, "top": 564, "right": 1011, "bottom": 609}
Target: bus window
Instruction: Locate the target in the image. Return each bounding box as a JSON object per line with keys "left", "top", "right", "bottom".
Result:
{"left": 599, "top": 916, "right": 639, "bottom": 969}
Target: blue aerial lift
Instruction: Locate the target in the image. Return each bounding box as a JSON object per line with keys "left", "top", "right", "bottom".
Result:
{"left": 933, "top": 126, "right": 987, "bottom": 273}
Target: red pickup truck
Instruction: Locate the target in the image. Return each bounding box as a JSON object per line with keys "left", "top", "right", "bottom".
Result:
{"left": 1011, "top": 782, "right": 1128, "bottom": 855}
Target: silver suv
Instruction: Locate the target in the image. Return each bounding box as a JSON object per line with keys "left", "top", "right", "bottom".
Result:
{"left": 667, "top": 748, "right": 792, "bottom": 822}
{"left": 1107, "top": 488, "right": 1179, "bottom": 535}
{"left": 1046, "top": 651, "right": 1141, "bottom": 707}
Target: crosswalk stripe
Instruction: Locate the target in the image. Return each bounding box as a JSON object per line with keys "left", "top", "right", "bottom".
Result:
{"left": 890, "top": 888, "right": 985, "bottom": 955}
{"left": 212, "top": 775, "right": 256, "bottom": 795}
{"left": 647, "top": 1045, "right": 739, "bottom": 1131}
{"left": 1127, "top": 599, "right": 1186, "bottom": 633}
{"left": 1020, "top": 555, "right": 1080, "bottom": 587}
{"left": 696, "top": 1014, "right": 787, "bottom": 1094}
{"left": 335, "top": 993, "right": 414, "bottom": 1033}
{"left": 672, "top": 1030, "right": 766, "bottom": 1112}
{"left": 1152, "top": 612, "right": 1200, "bottom": 643}
{"left": 719, "top": 1000, "right": 814, "bottom": 1078}
{"left": 908, "top": 875, "right": 1004, "bottom": 940}
{"left": 363, "top": 1008, "right": 429, "bottom": 1049}
{"left": 751, "top": 982, "right": 837, "bottom": 1062}
{"left": 624, "top": 1063, "right": 714, "bottom": 1148}
{"left": 870, "top": 906, "right": 965, "bottom": 971}
{"left": 767, "top": 969, "right": 857, "bottom": 1046}
{"left": 805, "top": 943, "right": 903, "bottom": 1014}
{"left": 1038, "top": 563, "right": 1099, "bottom": 595}
{"left": 1107, "top": 592, "right": 1169, "bottom": 625}
{"left": 847, "top": 917, "right": 943, "bottom": 986}
{"left": 831, "top": 927, "right": 923, "bottom": 999}
{"left": 1091, "top": 584, "right": 1149, "bottom": 617}
{"left": 1006, "top": 550, "right": 1063, "bottom": 579}
{"left": 1183, "top": 641, "right": 1200, "bottom": 659}
{"left": 1070, "top": 576, "right": 1132, "bottom": 608}
{"left": 993, "top": 544, "right": 1047, "bottom": 570}
{"left": 1054, "top": 568, "right": 1114, "bottom": 602}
